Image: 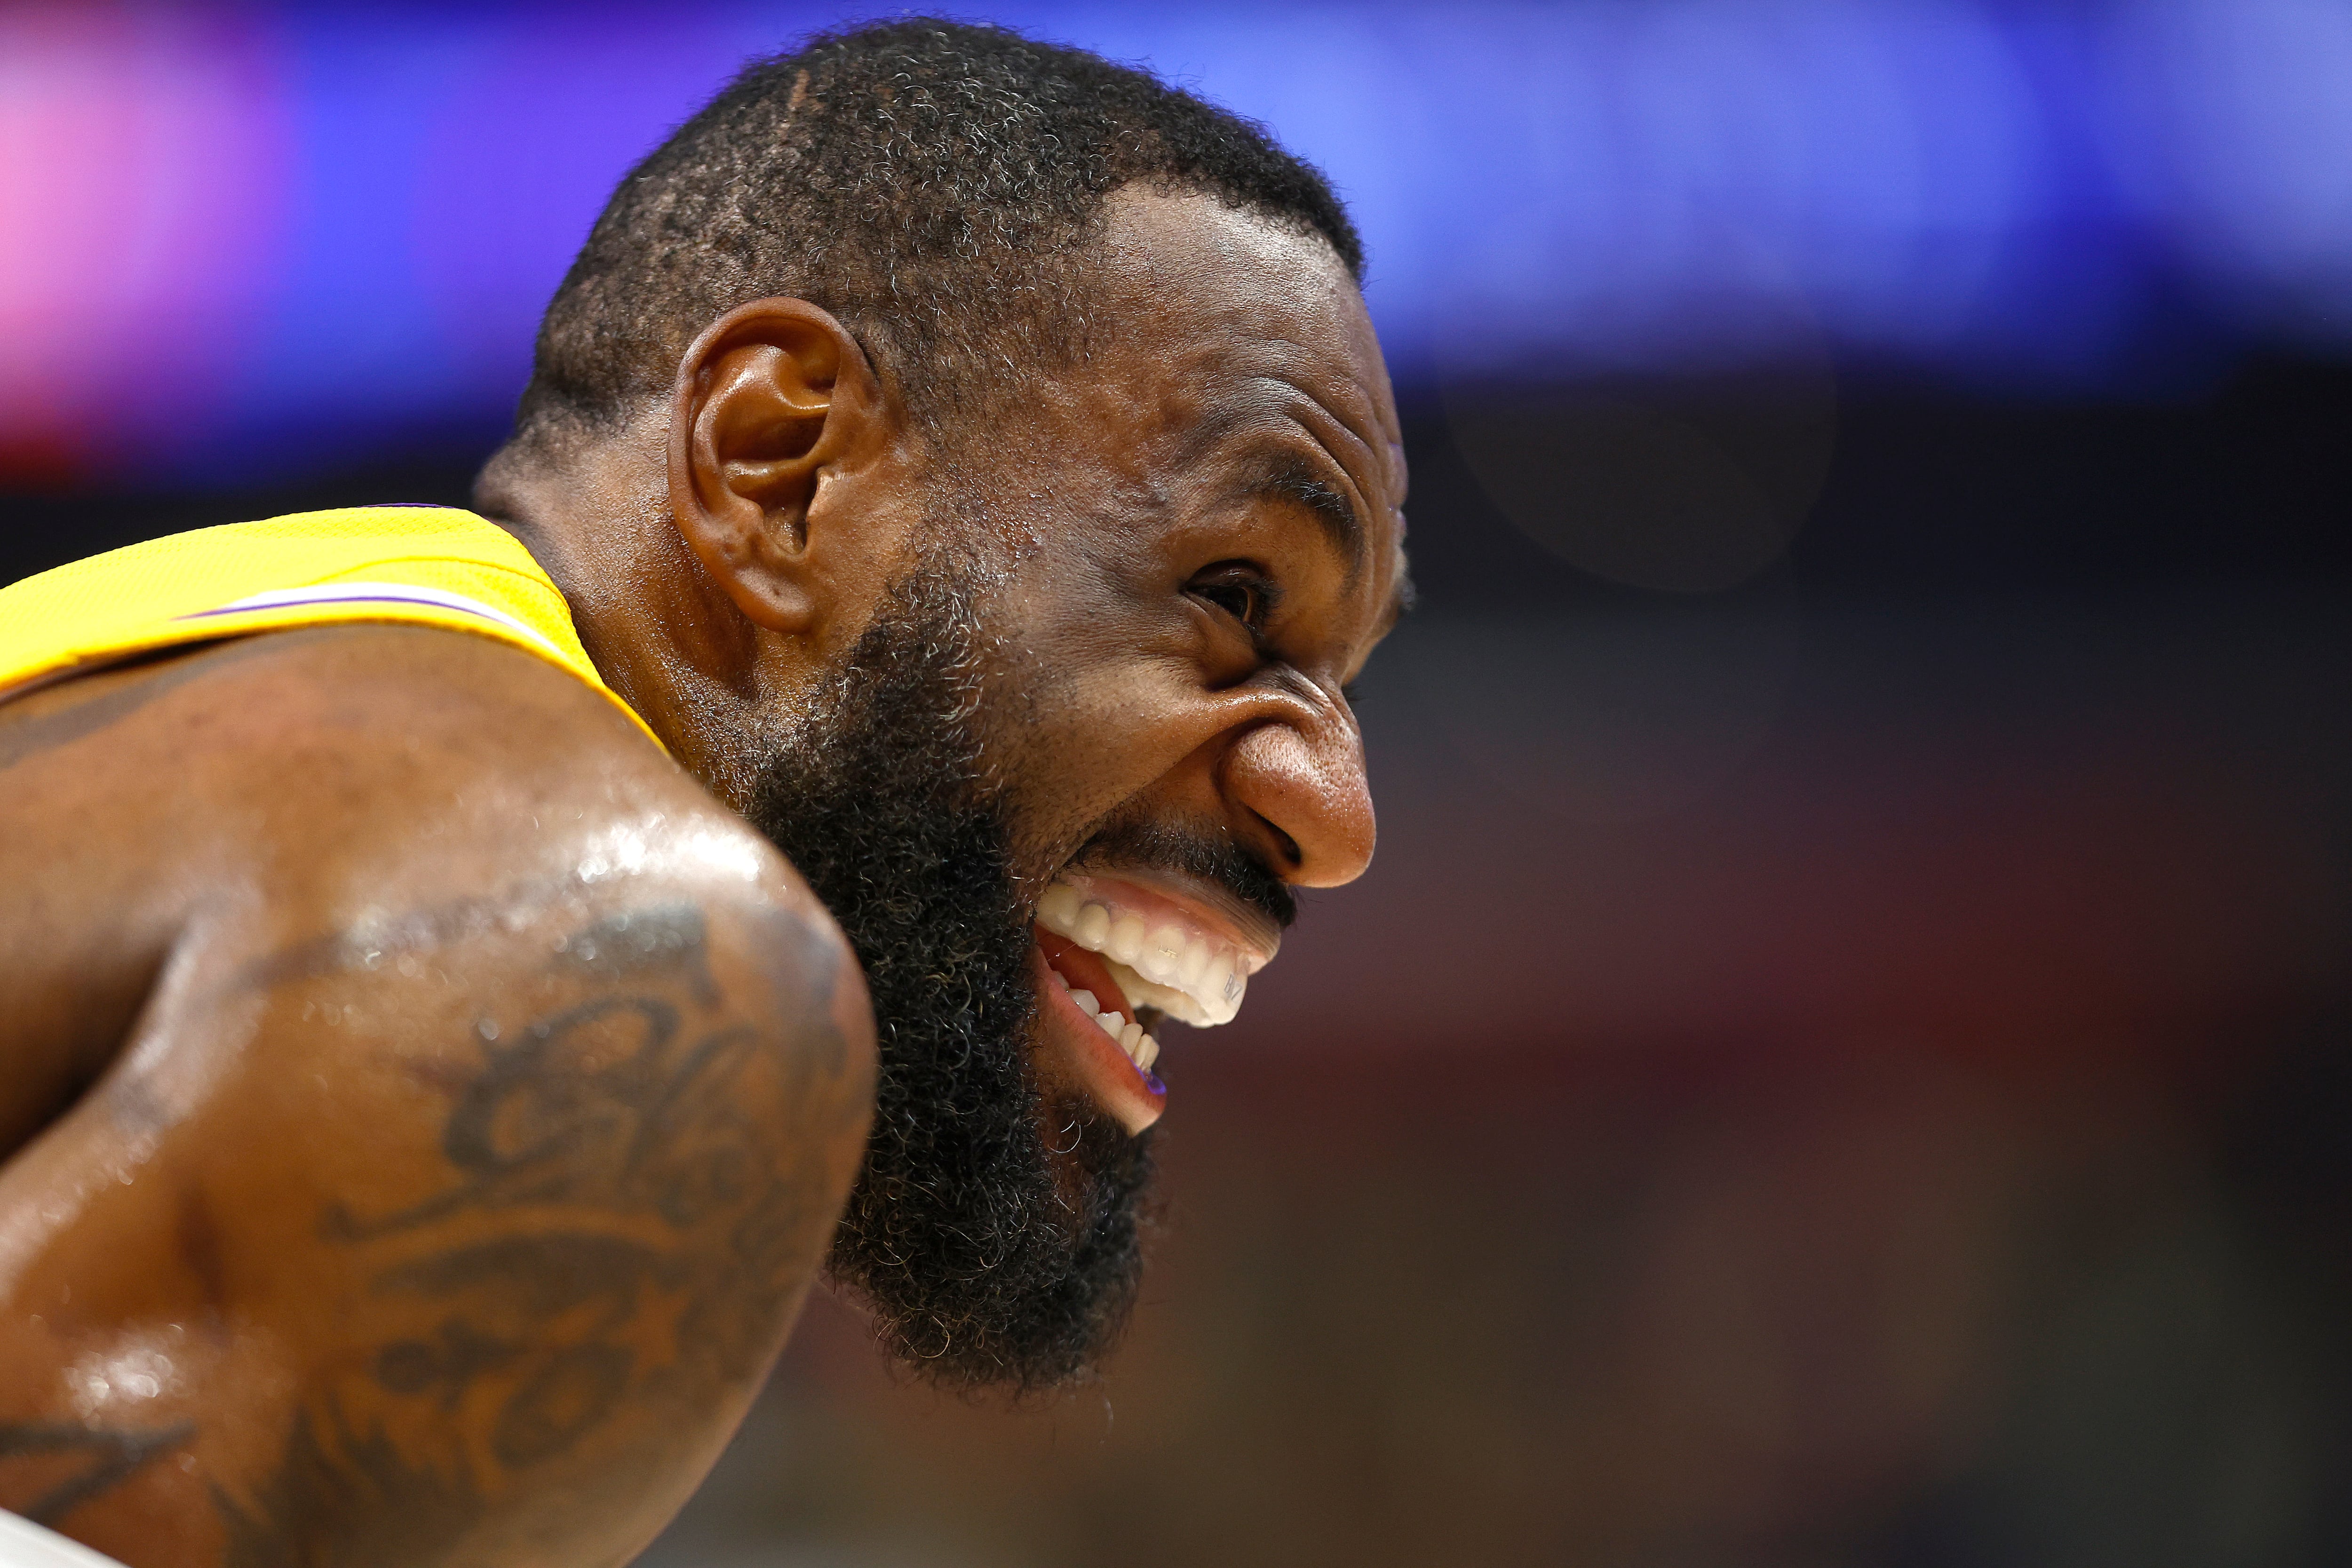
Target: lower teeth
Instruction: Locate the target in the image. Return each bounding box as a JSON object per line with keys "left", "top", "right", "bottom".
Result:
{"left": 1052, "top": 970, "right": 1161, "bottom": 1075}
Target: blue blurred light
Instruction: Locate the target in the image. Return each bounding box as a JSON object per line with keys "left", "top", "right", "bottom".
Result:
{"left": 2, "top": 0, "right": 2349, "bottom": 486}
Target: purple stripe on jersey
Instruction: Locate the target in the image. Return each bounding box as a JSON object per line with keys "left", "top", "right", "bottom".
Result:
{"left": 175, "top": 593, "right": 507, "bottom": 622}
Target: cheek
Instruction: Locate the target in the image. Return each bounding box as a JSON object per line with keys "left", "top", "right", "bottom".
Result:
{"left": 977, "top": 544, "right": 1223, "bottom": 848}
{"left": 985, "top": 635, "right": 1210, "bottom": 852}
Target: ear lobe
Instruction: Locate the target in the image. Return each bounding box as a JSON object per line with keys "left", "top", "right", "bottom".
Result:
{"left": 667, "top": 297, "right": 879, "bottom": 635}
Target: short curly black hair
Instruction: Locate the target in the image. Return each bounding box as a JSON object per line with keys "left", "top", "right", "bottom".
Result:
{"left": 513, "top": 17, "right": 1363, "bottom": 444}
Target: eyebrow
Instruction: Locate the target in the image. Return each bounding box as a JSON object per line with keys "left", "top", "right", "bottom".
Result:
{"left": 1245, "top": 452, "right": 1370, "bottom": 587}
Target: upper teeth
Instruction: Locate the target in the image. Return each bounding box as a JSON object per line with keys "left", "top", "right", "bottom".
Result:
{"left": 1036, "top": 878, "right": 1255, "bottom": 1027}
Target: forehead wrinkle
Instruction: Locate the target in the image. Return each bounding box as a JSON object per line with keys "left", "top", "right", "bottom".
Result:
{"left": 1091, "top": 190, "right": 1399, "bottom": 504}
{"left": 1288, "top": 374, "right": 1401, "bottom": 557}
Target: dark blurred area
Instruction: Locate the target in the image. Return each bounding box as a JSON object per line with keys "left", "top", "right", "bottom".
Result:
{"left": 9, "top": 354, "right": 2349, "bottom": 1565}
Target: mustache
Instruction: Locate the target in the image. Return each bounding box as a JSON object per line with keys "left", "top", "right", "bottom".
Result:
{"left": 1065, "top": 819, "right": 1297, "bottom": 933}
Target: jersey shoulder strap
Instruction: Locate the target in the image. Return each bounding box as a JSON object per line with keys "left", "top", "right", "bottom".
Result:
{"left": 0, "top": 505, "right": 663, "bottom": 751}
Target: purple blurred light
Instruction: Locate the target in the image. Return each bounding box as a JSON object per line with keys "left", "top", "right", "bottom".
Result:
{"left": 2, "top": 0, "right": 2349, "bottom": 486}
{"left": 2101, "top": 0, "right": 2352, "bottom": 340}
{"left": 0, "top": 5, "right": 286, "bottom": 478}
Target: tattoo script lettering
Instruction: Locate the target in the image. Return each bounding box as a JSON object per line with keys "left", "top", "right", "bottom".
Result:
{"left": 0, "top": 1421, "right": 194, "bottom": 1526}
{"left": 218, "top": 900, "right": 855, "bottom": 1566}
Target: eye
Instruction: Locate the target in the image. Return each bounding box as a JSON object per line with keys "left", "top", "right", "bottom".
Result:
{"left": 1188, "top": 563, "right": 1277, "bottom": 636}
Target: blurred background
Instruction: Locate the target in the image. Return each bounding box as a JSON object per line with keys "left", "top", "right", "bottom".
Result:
{"left": 5, "top": 1, "right": 2351, "bottom": 1562}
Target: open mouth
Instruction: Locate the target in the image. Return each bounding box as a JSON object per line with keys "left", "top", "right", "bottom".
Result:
{"left": 1028, "top": 869, "right": 1279, "bottom": 1134}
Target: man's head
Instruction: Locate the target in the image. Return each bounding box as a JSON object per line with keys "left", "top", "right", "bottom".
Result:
{"left": 516, "top": 17, "right": 1364, "bottom": 448}
{"left": 480, "top": 19, "right": 1409, "bottom": 1392}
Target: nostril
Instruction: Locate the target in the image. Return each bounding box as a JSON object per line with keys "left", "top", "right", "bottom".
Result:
{"left": 1254, "top": 812, "right": 1303, "bottom": 872}
{"left": 1221, "top": 715, "right": 1373, "bottom": 888}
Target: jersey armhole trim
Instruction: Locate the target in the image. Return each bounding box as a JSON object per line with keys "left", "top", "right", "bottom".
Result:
{"left": 175, "top": 584, "right": 568, "bottom": 660}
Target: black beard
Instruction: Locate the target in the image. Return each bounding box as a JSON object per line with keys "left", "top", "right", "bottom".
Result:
{"left": 745, "top": 561, "right": 1154, "bottom": 1392}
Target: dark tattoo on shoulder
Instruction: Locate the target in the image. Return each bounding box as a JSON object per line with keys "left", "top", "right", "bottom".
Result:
{"left": 215, "top": 1405, "right": 480, "bottom": 1568}
{"left": 0, "top": 1420, "right": 194, "bottom": 1526}
{"left": 0, "top": 636, "right": 289, "bottom": 775}
{"left": 552, "top": 905, "right": 723, "bottom": 1005}
{"left": 223, "top": 898, "right": 860, "bottom": 1563}
{"left": 320, "top": 906, "right": 804, "bottom": 1248}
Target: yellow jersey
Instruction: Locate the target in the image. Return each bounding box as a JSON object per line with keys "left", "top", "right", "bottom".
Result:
{"left": 0, "top": 505, "right": 662, "bottom": 750}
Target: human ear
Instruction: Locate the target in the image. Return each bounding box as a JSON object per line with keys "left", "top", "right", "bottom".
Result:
{"left": 667, "top": 296, "right": 887, "bottom": 634}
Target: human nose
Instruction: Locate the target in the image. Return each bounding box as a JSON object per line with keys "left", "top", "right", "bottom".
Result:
{"left": 1217, "top": 698, "right": 1375, "bottom": 889}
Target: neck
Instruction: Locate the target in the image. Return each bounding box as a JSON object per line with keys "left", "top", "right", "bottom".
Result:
{"left": 472, "top": 425, "right": 774, "bottom": 810}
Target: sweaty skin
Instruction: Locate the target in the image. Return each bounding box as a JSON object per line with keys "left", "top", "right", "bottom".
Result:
{"left": 0, "top": 190, "right": 1406, "bottom": 1567}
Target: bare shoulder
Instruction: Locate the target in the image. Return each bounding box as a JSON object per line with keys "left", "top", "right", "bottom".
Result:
{"left": 0, "top": 625, "right": 876, "bottom": 1568}
{"left": 205, "top": 624, "right": 881, "bottom": 1092}
{"left": 1, "top": 618, "right": 861, "bottom": 1001}
{"left": 16, "top": 618, "right": 727, "bottom": 858}
{"left": 2, "top": 624, "right": 867, "bottom": 1142}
